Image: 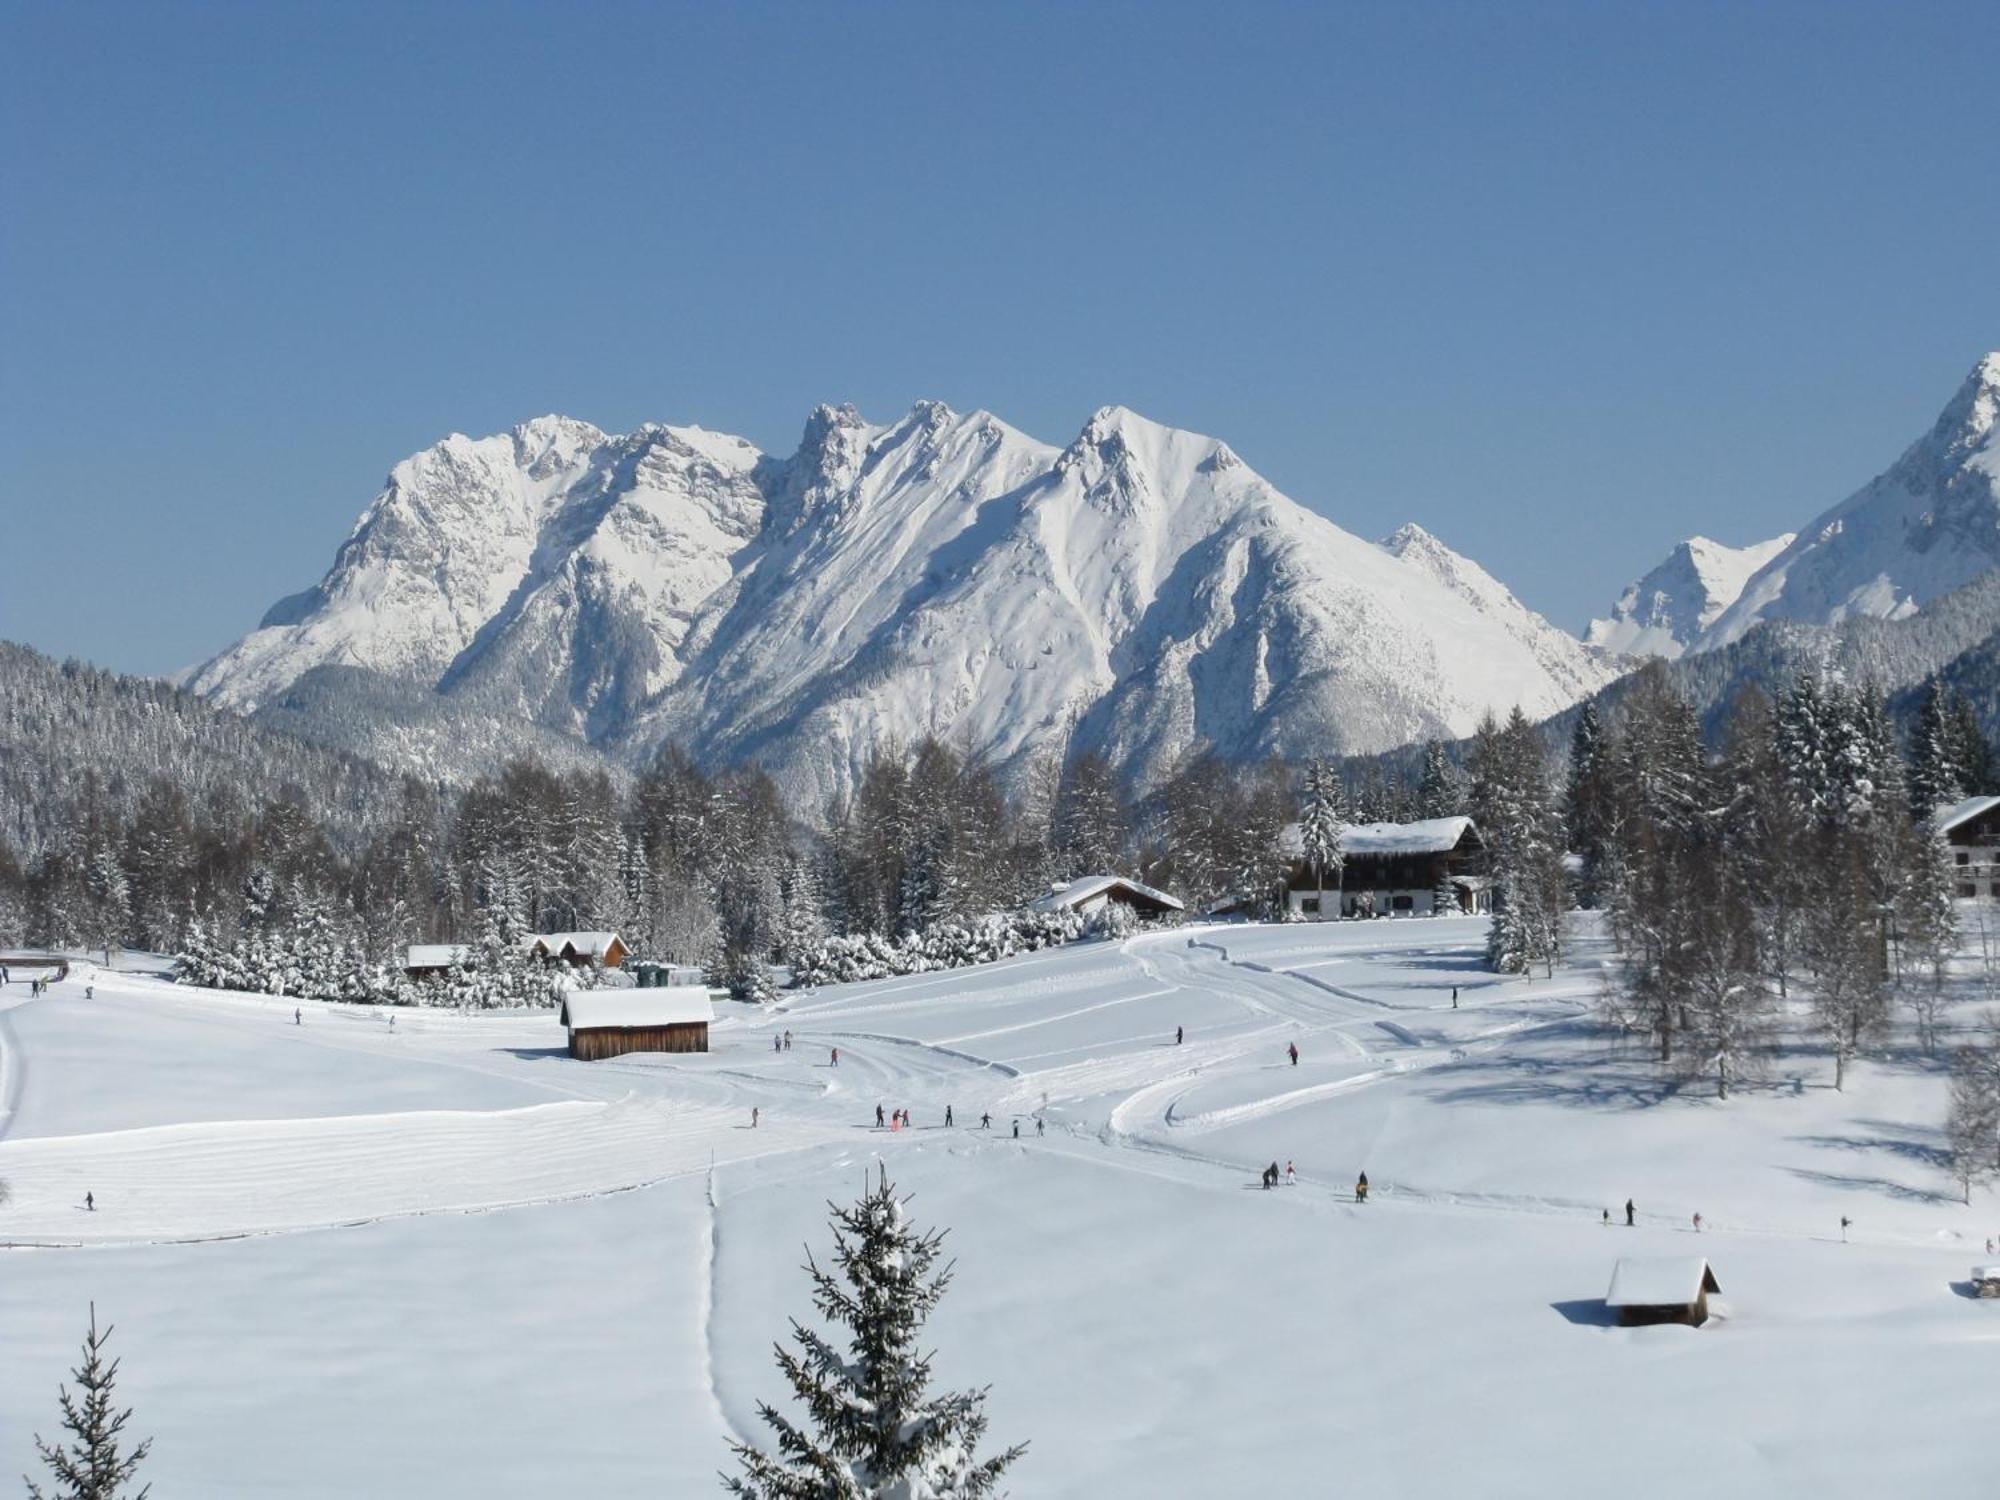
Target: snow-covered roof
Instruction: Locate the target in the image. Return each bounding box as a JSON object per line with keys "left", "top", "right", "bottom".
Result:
{"left": 1029, "top": 875, "right": 1184, "bottom": 914}
{"left": 530, "top": 931, "right": 624, "bottom": 959}
{"left": 1936, "top": 795, "right": 2000, "bottom": 837}
{"left": 1605, "top": 1257, "right": 1719, "bottom": 1307}
{"left": 562, "top": 989, "right": 714, "bottom": 1030}
{"left": 1280, "top": 816, "right": 1477, "bottom": 859}
{"left": 406, "top": 944, "right": 470, "bottom": 969}
{"left": 1973, "top": 1265, "right": 2000, "bottom": 1282}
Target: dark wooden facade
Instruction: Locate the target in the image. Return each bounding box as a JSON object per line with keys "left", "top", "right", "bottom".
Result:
{"left": 568, "top": 1021, "right": 709, "bottom": 1060}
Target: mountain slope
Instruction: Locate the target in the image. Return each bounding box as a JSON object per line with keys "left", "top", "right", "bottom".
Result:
{"left": 1586, "top": 532, "right": 1796, "bottom": 660}
{"left": 189, "top": 401, "right": 1620, "bottom": 802}
{"left": 1697, "top": 353, "right": 2000, "bottom": 651}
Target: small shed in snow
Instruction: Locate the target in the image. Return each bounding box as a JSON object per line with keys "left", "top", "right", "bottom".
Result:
{"left": 405, "top": 944, "right": 471, "bottom": 977}
{"left": 561, "top": 988, "right": 713, "bottom": 1060}
{"left": 528, "top": 932, "right": 629, "bottom": 970}
{"left": 1606, "top": 1257, "right": 1720, "bottom": 1327}
{"left": 1030, "top": 876, "right": 1184, "bottom": 921}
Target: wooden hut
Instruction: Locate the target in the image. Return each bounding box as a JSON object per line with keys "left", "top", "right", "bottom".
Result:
{"left": 528, "top": 932, "right": 629, "bottom": 970}
{"left": 1605, "top": 1257, "right": 1720, "bottom": 1327}
{"left": 561, "top": 989, "right": 712, "bottom": 1060}
{"left": 1029, "top": 876, "right": 1184, "bottom": 921}
{"left": 1278, "top": 816, "right": 1489, "bottom": 918}
{"left": 404, "top": 944, "right": 471, "bottom": 978}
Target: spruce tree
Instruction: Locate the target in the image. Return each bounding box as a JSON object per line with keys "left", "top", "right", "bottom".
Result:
{"left": 726, "top": 1165, "right": 1025, "bottom": 1499}
{"left": 1415, "top": 738, "right": 1459, "bottom": 820}
{"left": 1296, "top": 758, "right": 1346, "bottom": 920}
{"left": 26, "top": 1304, "right": 151, "bottom": 1500}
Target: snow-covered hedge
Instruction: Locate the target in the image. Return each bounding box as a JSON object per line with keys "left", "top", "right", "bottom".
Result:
{"left": 175, "top": 922, "right": 569, "bottom": 1010}
{"left": 790, "top": 905, "right": 1142, "bottom": 987}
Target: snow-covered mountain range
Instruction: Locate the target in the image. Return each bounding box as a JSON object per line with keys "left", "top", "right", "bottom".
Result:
{"left": 191, "top": 402, "right": 1618, "bottom": 803}
{"left": 1585, "top": 533, "right": 1795, "bottom": 660}
{"left": 1591, "top": 352, "right": 2000, "bottom": 660}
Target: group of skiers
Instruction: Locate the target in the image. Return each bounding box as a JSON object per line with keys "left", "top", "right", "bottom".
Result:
{"left": 1260, "top": 1162, "right": 1369, "bottom": 1200}
{"left": 874, "top": 1102, "right": 1042, "bottom": 1137}
{"left": 769, "top": 1031, "right": 795, "bottom": 1053}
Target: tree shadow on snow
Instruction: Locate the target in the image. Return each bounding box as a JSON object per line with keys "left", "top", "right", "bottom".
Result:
{"left": 1789, "top": 1127, "right": 1950, "bottom": 1171}
{"left": 1782, "top": 1166, "right": 1958, "bottom": 1206}
{"left": 1423, "top": 1038, "right": 1685, "bottom": 1113}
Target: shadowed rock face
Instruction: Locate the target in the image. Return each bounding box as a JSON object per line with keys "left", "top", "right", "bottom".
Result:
{"left": 188, "top": 401, "right": 1618, "bottom": 804}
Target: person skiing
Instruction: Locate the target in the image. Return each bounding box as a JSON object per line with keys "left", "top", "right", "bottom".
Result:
{"left": 1625, "top": 1198, "right": 1635, "bottom": 1227}
{"left": 387, "top": 1014, "right": 395, "bottom": 1031}
{"left": 1451, "top": 986, "right": 1458, "bottom": 1009}
{"left": 85, "top": 984, "right": 94, "bottom": 999}
{"left": 751, "top": 1107, "right": 759, "bottom": 1129}
{"left": 1262, "top": 1162, "right": 1279, "bottom": 1189}
{"left": 294, "top": 1008, "right": 302, "bottom": 1026}
{"left": 1285, "top": 1160, "right": 1296, "bottom": 1186}
{"left": 981, "top": 1111, "right": 992, "bottom": 1130}
{"left": 1288, "top": 1042, "right": 1299, "bottom": 1066}
{"left": 1012, "top": 1120, "right": 1020, "bottom": 1139}
{"left": 876, "top": 1103, "right": 886, "bottom": 1128}
{"left": 85, "top": 1192, "right": 94, "bottom": 1212}
{"left": 1036, "top": 1117, "right": 1045, "bottom": 1137}
{"left": 945, "top": 1104, "right": 954, "bottom": 1127}
{"left": 774, "top": 1035, "right": 782, "bottom": 1053}
{"left": 830, "top": 1047, "right": 839, "bottom": 1067}
{"left": 1355, "top": 1172, "right": 1369, "bottom": 1203}
{"left": 1691, "top": 1212, "right": 1703, "bottom": 1233}
{"left": 1842, "top": 1216, "right": 1853, "bottom": 1242}
{"left": 1602, "top": 1208, "right": 1611, "bottom": 1226}
{"left": 1176, "top": 1025, "right": 1184, "bottom": 1045}
{"left": 784, "top": 1030, "right": 793, "bottom": 1051}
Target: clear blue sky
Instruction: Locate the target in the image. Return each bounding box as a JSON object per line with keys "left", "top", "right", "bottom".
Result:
{"left": 2, "top": 0, "right": 1995, "bottom": 676}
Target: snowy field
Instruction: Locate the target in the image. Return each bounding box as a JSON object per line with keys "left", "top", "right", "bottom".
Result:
{"left": 4, "top": 916, "right": 1998, "bottom": 1496}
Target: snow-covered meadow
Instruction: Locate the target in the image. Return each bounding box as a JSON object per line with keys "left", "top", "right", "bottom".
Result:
{"left": 4, "top": 915, "right": 1997, "bottom": 1496}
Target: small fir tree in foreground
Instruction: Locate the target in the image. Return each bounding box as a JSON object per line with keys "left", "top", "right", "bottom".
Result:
{"left": 725, "top": 1165, "right": 1025, "bottom": 1499}
{"left": 26, "top": 1304, "right": 151, "bottom": 1500}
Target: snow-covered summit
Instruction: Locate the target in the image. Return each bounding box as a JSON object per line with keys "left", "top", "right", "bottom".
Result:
{"left": 189, "top": 400, "right": 1620, "bottom": 801}
{"left": 1586, "top": 532, "right": 1796, "bottom": 660}
{"left": 1692, "top": 353, "right": 2000, "bottom": 652}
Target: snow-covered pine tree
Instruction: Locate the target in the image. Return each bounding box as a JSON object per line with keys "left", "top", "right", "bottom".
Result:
{"left": 1946, "top": 1023, "right": 2000, "bottom": 1204}
{"left": 26, "top": 1304, "right": 151, "bottom": 1500}
{"left": 1910, "top": 679, "right": 1971, "bottom": 817}
{"left": 1415, "top": 738, "right": 1459, "bottom": 820}
{"left": 1297, "top": 758, "right": 1346, "bottom": 920}
{"left": 1563, "top": 701, "right": 1615, "bottom": 908}
{"left": 725, "top": 1165, "right": 1025, "bottom": 1498}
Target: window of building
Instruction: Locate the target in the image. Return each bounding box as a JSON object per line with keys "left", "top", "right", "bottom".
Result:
{"left": 1960, "top": 884, "right": 1978, "bottom": 898}
{"left": 1956, "top": 851, "right": 1971, "bottom": 866}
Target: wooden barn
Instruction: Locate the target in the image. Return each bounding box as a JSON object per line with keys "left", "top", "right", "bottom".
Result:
{"left": 528, "top": 931, "right": 629, "bottom": 970}
{"left": 1605, "top": 1257, "right": 1720, "bottom": 1327}
{"left": 561, "top": 989, "right": 713, "bottom": 1060}
{"left": 1030, "top": 875, "right": 1184, "bottom": 921}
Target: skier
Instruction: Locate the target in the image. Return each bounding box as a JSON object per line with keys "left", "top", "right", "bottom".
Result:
{"left": 981, "top": 1111, "right": 992, "bottom": 1130}
{"left": 784, "top": 1030, "right": 793, "bottom": 1051}
{"left": 294, "top": 1008, "right": 302, "bottom": 1026}
{"left": 1288, "top": 1042, "right": 1299, "bottom": 1066}
{"left": 1262, "top": 1162, "right": 1279, "bottom": 1189}
{"left": 1012, "top": 1120, "right": 1020, "bottom": 1139}
{"left": 1625, "top": 1198, "right": 1635, "bottom": 1227}
{"left": 1285, "top": 1160, "right": 1296, "bottom": 1186}
{"left": 1602, "top": 1208, "right": 1610, "bottom": 1227}
{"left": 751, "top": 1107, "right": 759, "bottom": 1129}
{"left": 85, "top": 1192, "right": 94, "bottom": 1212}
{"left": 1691, "top": 1212, "right": 1703, "bottom": 1233}
{"left": 945, "top": 1104, "right": 954, "bottom": 1127}
{"left": 774, "top": 1035, "right": 782, "bottom": 1053}
{"left": 1176, "top": 1025, "right": 1184, "bottom": 1045}
{"left": 388, "top": 1014, "right": 395, "bottom": 1032}
{"left": 830, "top": 1047, "right": 839, "bottom": 1067}
{"left": 876, "top": 1104, "right": 886, "bottom": 1128}
{"left": 1354, "top": 1172, "right": 1369, "bottom": 1203}
{"left": 85, "top": 984, "right": 93, "bottom": 999}
{"left": 1842, "top": 1216, "right": 1853, "bottom": 1243}
{"left": 1036, "top": 1117, "right": 1045, "bottom": 1137}
{"left": 1451, "top": 986, "right": 1458, "bottom": 1009}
